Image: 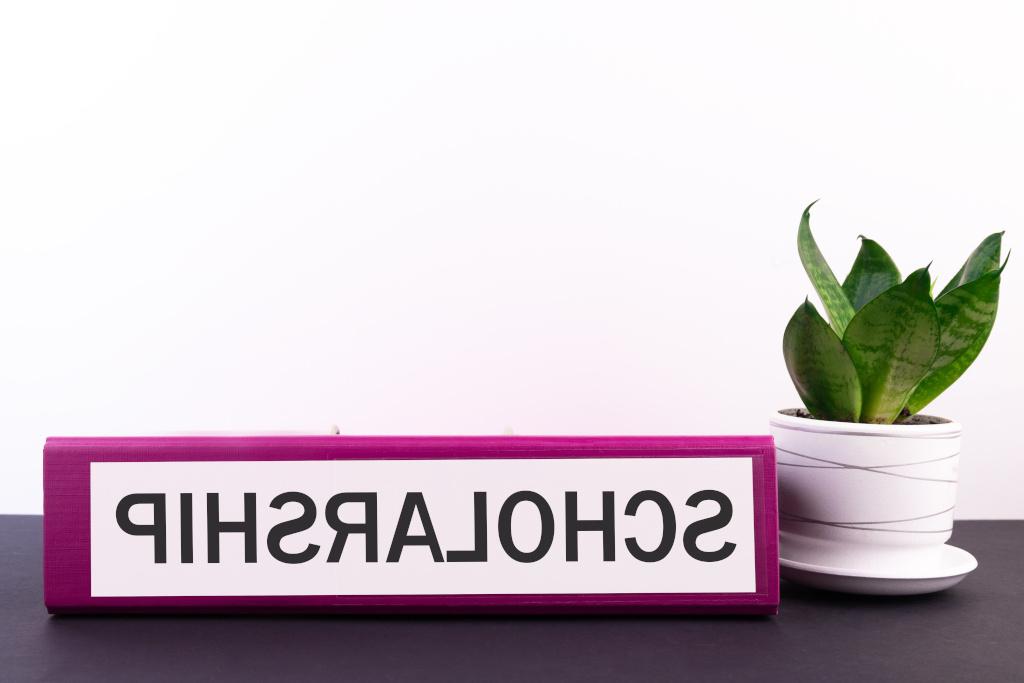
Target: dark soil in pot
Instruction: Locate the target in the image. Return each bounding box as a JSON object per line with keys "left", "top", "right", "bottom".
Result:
{"left": 779, "top": 408, "right": 950, "bottom": 425}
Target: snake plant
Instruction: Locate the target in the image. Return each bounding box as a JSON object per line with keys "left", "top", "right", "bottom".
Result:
{"left": 784, "top": 202, "right": 1009, "bottom": 424}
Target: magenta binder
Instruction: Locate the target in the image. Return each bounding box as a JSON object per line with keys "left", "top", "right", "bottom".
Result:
{"left": 44, "top": 435, "right": 778, "bottom": 615}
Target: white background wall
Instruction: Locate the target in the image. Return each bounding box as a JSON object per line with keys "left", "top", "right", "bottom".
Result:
{"left": 2, "top": 2, "right": 1021, "bottom": 517}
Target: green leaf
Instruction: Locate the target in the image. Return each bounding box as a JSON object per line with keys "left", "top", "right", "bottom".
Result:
{"left": 841, "top": 236, "right": 901, "bottom": 310}
{"left": 783, "top": 299, "right": 862, "bottom": 422}
{"left": 937, "top": 232, "right": 1003, "bottom": 298}
{"left": 906, "top": 262, "right": 1006, "bottom": 414}
{"left": 842, "top": 267, "right": 940, "bottom": 424}
{"left": 798, "top": 201, "right": 856, "bottom": 336}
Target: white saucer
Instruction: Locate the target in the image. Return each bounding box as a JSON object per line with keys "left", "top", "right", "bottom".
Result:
{"left": 780, "top": 544, "right": 978, "bottom": 595}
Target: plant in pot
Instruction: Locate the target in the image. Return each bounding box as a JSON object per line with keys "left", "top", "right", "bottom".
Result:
{"left": 770, "top": 201, "right": 1009, "bottom": 595}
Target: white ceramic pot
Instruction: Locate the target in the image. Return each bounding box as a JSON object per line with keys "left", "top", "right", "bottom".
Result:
{"left": 769, "top": 409, "right": 975, "bottom": 594}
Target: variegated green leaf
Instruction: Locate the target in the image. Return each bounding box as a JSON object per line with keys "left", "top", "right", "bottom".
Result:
{"left": 783, "top": 299, "right": 862, "bottom": 422}
{"left": 841, "top": 236, "right": 901, "bottom": 310}
{"left": 798, "top": 201, "right": 856, "bottom": 336}
{"left": 842, "top": 267, "right": 940, "bottom": 423}
{"left": 906, "top": 263, "right": 1005, "bottom": 414}
{"left": 937, "top": 232, "right": 1003, "bottom": 298}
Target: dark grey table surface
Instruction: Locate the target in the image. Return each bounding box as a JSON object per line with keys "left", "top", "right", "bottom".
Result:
{"left": 2, "top": 516, "right": 1021, "bottom": 682}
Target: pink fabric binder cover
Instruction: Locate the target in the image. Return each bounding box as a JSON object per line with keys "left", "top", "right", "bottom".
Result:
{"left": 44, "top": 435, "right": 778, "bottom": 614}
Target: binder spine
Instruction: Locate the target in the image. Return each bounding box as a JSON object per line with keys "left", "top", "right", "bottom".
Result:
{"left": 44, "top": 436, "right": 778, "bottom": 614}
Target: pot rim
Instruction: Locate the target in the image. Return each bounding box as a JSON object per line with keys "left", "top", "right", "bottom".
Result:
{"left": 770, "top": 408, "right": 962, "bottom": 439}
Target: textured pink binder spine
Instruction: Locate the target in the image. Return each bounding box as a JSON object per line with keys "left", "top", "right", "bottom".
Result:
{"left": 44, "top": 435, "right": 778, "bottom": 614}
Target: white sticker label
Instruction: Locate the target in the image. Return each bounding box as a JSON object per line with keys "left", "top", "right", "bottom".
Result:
{"left": 90, "top": 458, "right": 756, "bottom": 597}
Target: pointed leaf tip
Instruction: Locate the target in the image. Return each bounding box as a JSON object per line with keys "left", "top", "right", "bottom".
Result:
{"left": 902, "top": 266, "right": 934, "bottom": 297}
{"left": 938, "top": 232, "right": 1004, "bottom": 298}
{"left": 841, "top": 235, "right": 901, "bottom": 311}
{"left": 802, "top": 199, "right": 821, "bottom": 216}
